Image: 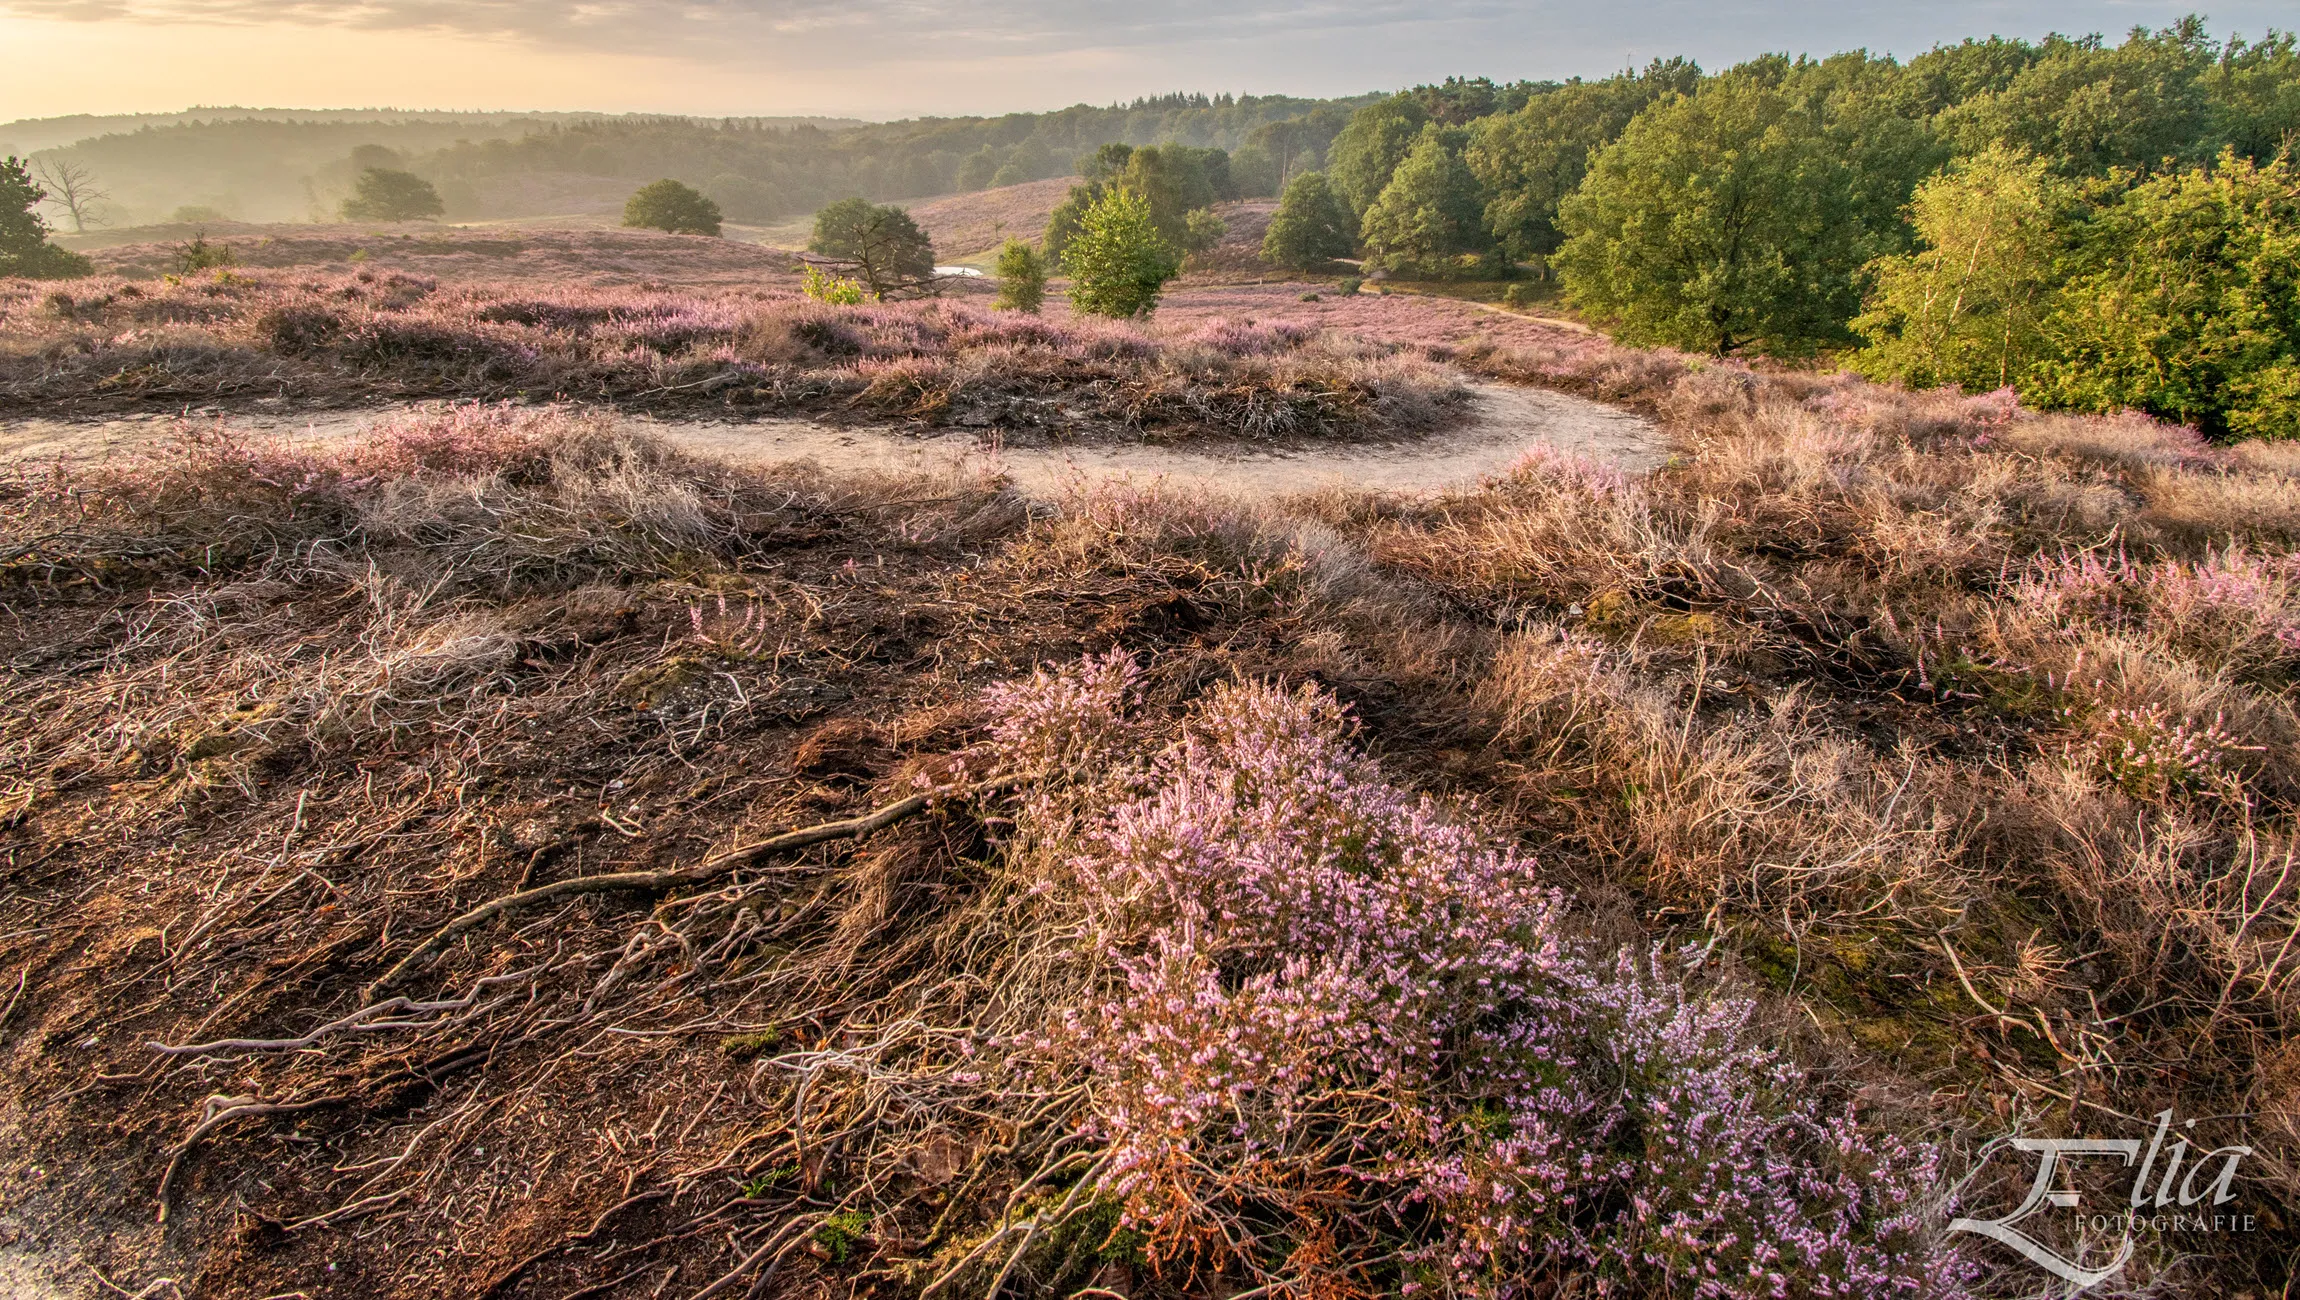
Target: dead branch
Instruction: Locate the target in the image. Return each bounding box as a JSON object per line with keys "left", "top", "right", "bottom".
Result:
{"left": 370, "top": 780, "right": 1010, "bottom": 996}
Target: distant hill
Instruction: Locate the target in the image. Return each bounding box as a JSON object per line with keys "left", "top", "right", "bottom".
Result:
{"left": 9, "top": 93, "right": 1374, "bottom": 230}
{"left": 0, "top": 108, "right": 863, "bottom": 158}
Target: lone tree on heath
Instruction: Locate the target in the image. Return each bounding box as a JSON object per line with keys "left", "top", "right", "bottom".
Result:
{"left": 809, "top": 198, "right": 936, "bottom": 298}
{"left": 993, "top": 239, "right": 1046, "bottom": 312}
{"left": 32, "top": 158, "right": 108, "bottom": 233}
{"left": 341, "top": 168, "right": 444, "bottom": 222}
{"left": 624, "top": 179, "right": 723, "bottom": 236}
{"left": 1064, "top": 188, "right": 1180, "bottom": 318}
{"left": 1, "top": 157, "right": 92, "bottom": 279}
{"left": 1262, "top": 170, "right": 1354, "bottom": 268}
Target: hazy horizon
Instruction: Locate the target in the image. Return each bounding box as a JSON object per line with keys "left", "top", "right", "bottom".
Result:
{"left": 3, "top": 1, "right": 2292, "bottom": 126}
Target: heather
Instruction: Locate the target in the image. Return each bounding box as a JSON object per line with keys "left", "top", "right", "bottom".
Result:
{"left": 6, "top": 326, "right": 2300, "bottom": 1297}
{"left": 0, "top": 266, "right": 1466, "bottom": 439}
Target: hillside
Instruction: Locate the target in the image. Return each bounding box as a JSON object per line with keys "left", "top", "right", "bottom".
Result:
{"left": 901, "top": 178, "right": 1076, "bottom": 260}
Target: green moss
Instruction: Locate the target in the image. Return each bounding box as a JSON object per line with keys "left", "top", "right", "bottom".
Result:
{"left": 720, "top": 1029, "right": 783, "bottom": 1060}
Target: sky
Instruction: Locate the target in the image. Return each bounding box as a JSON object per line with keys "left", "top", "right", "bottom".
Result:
{"left": 1, "top": 0, "right": 2291, "bottom": 124}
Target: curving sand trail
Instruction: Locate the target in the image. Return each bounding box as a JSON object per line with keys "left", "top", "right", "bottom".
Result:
{"left": 0, "top": 379, "right": 1665, "bottom": 494}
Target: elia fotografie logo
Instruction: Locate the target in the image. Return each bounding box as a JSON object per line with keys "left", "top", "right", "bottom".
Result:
{"left": 1949, "top": 1111, "right": 2254, "bottom": 1287}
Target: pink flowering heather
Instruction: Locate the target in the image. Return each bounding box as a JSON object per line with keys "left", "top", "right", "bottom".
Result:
{"left": 987, "top": 654, "right": 1971, "bottom": 1298}
{"left": 2015, "top": 545, "right": 2300, "bottom": 671}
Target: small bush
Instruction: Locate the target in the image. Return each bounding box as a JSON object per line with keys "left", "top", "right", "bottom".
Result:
{"left": 993, "top": 238, "right": 1046, "bottom": 313}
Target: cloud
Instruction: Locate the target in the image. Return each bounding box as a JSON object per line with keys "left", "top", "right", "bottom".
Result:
{"left": 0, "top": 0, "right": 1481, "bottom": 60}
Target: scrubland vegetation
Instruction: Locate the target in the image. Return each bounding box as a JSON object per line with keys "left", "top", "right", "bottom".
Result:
{"left": 5, "top": 310, "right": 2300, "bottom": 1294}
{"left": 0, "top": 268, "right": 1464, "bottom": 441}
{"left": 7, "top": 11, "right": 2300, "bottom": 1299}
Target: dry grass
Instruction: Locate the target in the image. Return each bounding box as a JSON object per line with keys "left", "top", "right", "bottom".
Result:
{"left": 5, "top": 320, "right": 2300, "bottom": 1296}
{"left": 0, "top": 267, "right": 1467, "bottom": 443}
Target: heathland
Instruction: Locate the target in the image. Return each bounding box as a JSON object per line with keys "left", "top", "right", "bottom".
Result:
{"left": 4, "top": 18, "right": 2300, "bottom": 1300}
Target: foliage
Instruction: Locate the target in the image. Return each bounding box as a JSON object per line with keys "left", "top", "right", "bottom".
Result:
{"left": 1327, "top": 94, "right": 1430, "bottom": 218}
{"left": 1554, "top": 80, "right": 1879, "bottom": 355}
{"left": 1261, "top": 170, "right": 1355, "bottom": 268}
{"left": 1063, "top": 188, "right": 1181, "bottom": 318}
{"left": 1181, "top": 207, "right": 1226, "bottom": 255}
{"left": 1939, "top": 20, "right": 2220, "bottom": 177}
{"left": 808, "top": 197, "right": 937, "bottom": 298}
{"left": 0, "top": 157, "right": 92, "bottom": 280}
{"left": 992, "top": 238, "right": 1046, "bottom": 312}
{"left": 1467, "top": 59, "right": 1701, "bottom": 258}
{"left": 801, "top": 264, "right": 870, "bottom": 304}
{"left": 1358, "top": 125, "right": 1494, "bottom": 278}
{"left": 2031, "top": 152, "right": 2300, "bottom": 439}
{"left": 622, "top": 178, "right": 723, "bottom": 236}
{"left": 339, "top": 167, "right": 445, "bottom": 222}
{"left": 1853, "top": 146, "right": 2074, "bottom": 392}
{"left": 1042, "top": 180, "right": 1104, "bottom": 263}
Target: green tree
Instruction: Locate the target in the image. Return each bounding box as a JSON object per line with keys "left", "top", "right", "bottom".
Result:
{"left": 809, "top": 197, "right": 936, "bottom": 298}
{"left": 1064, "top": 188, "right": 1181, "bottom": 318}
{"left": 2032, "top": 152, "right": 2300, "bottom": 439}
{"left": 1853, "top": 146, "right": 2075, "bottom": 392}
{"left": 1261, "top": 170, "right": 1354, "bottom": 268}
{"left": 340, "top": 168, "right": 444, "bottom": 222}
{"left": 1182, "top": 207, "right": 1226, "bottom": 255}
{"left": 1940, "top": 20, "right": 2218, "bottom": 176}
{"left": 623, "top": 179, "right": 723, "bottom": 235}
{"left": 0, "top": 156, "right": 92, "bottom": 279}
{"left": 993, "top": 238, "right": 1047, "bottom": 312}
{"left": 1043, "top": 181, "right": 1104, "bottom": 263}
{"left": 1327, "top": 95, "right": 1429, "bottom": 219}
{"left": 1358, "top": 126, "right": 1492, "bottom": 278}
{"left": 2205, "top": 30, "right": 2300, "bottom": 164}
{"left": 1555, "top": 80, "right": 1877, "bottom": 355}
{"left": 1467, "top": 59, "right": 1701, "bottom": 258}
{"left": 1118, "top": 145, "right": 1221, "bottom": 246}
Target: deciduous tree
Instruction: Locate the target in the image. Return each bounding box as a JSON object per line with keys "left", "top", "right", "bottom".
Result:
{"left": 1261, "top": 170, "right": 1354, "bottom": 268}
{"left": 624, "top": 179, "right": 723, "bottom": 235}
{"left": 1064, "top": 188, "right": 1180, "bottom": 318}
{"left": 809, "top": 197, "right": 936, "bottom": 298}
{"left": 341, "top": 168, "right": 445, "bottom": 222}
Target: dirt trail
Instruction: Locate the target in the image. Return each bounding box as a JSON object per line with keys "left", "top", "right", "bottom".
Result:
{"left": 0, "top": 379, "right": 1665, "bottom": 494}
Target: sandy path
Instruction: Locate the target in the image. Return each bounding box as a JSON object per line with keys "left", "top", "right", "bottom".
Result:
{"left": 0, "top": 380, "right": 1664, "bottom": 494}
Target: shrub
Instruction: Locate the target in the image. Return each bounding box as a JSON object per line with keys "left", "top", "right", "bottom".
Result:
{"left": 1337, "top": 275, "right": 1363, "bottom": 296}
{"left": 622, "top": 179, "right": 723, "bottom": 237}
{"left": 340, "top": 168, "right": 444, "bottom": 222}
{"left": 992, "top": 238, "right": 1046, "bottom": 313}
{"left": 800, "top": 264, "right": 869, "bottom": 304}
{"left": 1064, "top": 188, "right": 1181, "bottom": 319}
{"left": 986, "top": 659, "right": 1972, "bottom": 1298}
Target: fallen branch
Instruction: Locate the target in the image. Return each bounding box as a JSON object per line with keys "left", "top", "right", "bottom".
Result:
{"left": 369, "top": 780, "right": 1005, "bottom": 996}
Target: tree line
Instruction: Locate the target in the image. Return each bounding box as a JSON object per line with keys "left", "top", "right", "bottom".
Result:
{"left": 1253, "top": 17, "right": 2299, "bottom": 436}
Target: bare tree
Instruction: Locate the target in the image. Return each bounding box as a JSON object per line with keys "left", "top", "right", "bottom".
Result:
{"left": 33, "top": 158, "right": 108, "bottom": 233}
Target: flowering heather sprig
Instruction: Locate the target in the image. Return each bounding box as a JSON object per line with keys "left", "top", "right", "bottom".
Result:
{"left": 987, "top": 660, "right": 1971, "bottom": 1297}
{"left": 2091, "top": 704, "right": 2248, "bottom": 800}
{"left": 2015, "top": 546, "right": 2300, "bottom": 665}
{"left": 978, "top": 648, "right": 1143, "bottom": 772}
